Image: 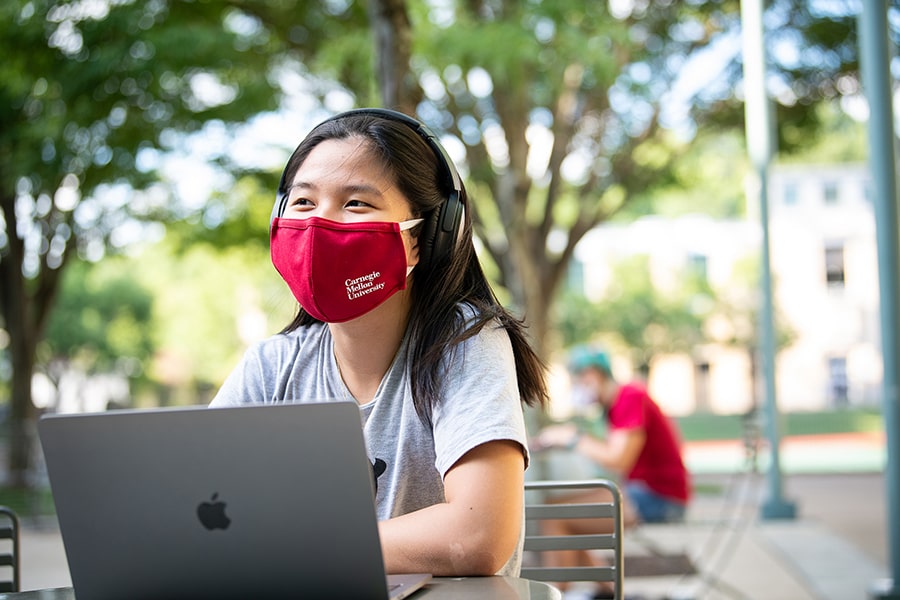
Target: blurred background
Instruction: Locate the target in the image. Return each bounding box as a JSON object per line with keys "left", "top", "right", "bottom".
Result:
{"left": 0, "top": 0, "right": 892, "bottom": 516}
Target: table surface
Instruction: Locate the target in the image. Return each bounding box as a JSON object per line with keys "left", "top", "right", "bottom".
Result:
{"left": 0, "top": 577, "right": 562, "bottom": 600}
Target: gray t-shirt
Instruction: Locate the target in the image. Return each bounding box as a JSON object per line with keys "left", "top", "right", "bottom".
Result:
{"left": 209, "top": 315, "right": 529, "bottom": 575}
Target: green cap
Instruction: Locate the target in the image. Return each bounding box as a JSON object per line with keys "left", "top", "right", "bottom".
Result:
{"left": 569, "top": 346, "right": 612, "bottom": 375}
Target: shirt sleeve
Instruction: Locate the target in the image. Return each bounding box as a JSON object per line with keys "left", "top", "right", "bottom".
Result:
{"left": 429, "top": 322, "right": 529, "bottom": 478}
{"left": 208, "top": 343, "right": 269, "bottom": 407}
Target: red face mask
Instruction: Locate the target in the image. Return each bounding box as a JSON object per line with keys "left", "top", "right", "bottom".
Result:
{"left": 270, "top": 216, "right": 422, "bottom": 323}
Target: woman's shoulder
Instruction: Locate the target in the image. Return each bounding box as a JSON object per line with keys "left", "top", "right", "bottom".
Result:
{"left": 453, "top": 301, "right": 505, "bottom": 330}
{"left": 445, "top": 304, "right": 513, "bottom": 358}
{"left": 245, "top": 322, "right": 330, "bottom": 358}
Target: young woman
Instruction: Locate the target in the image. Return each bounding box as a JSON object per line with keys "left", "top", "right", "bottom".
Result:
{"left": 210, "top": 108, "right": 548, "bottom": 577}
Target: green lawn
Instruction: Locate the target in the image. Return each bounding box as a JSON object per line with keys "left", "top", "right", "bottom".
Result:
{"left": 0, "top": 486, "right": 55, "bottom": 519}
{"left": 675, "top": 407, "right": 884, "bottom": 442}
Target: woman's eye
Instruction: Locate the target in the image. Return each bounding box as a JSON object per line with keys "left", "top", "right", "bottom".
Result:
{"left": 289, "top": 197, "right": 313, "bottom": 207}
{"left": 345, "top": 199, "right": 371, "bottom": 209}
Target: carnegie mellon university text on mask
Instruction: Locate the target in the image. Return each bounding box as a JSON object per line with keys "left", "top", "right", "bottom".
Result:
{"left": 346, "top": 271, "right": 386, "bottom": 300}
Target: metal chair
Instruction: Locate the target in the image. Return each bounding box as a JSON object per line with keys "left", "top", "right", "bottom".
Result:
{"left": 522, "top": 479, "right": 624, "bottom": 599}
{"left": 0, "top": 506, "right": 19, "bottom": 592}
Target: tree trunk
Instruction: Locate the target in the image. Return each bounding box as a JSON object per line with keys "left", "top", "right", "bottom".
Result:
{"left": 368, "top": 0, "right": 417, "bottom": 114}
{"left": 7, "top": 334, "right": 35, "bottom": 489}
{"left": 0, "top": 191, "right": 36, "bottom": 488}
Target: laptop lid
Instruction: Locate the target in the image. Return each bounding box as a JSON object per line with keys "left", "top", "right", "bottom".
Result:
{"left": 38, "top": 402, "right": 430, "bottom": 600}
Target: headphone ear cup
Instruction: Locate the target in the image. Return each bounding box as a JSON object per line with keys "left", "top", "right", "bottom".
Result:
{"left": 419, "top": 191, "right": 464, "bottom": 267}
{"left": 417, "top": 205, "right": 442, "bottom": 268}
{"left": 270, "top": 194, "right": 287, "bottom": 230}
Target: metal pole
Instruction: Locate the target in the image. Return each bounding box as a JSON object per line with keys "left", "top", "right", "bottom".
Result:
{"left": 757, "top": 167, "right": 795, "bottom": 520}
{"left": 741, "top": 0, "right": 796, "bottom": 521}
{"left": 859, "top": 2, "right": 900, "bottom": 598}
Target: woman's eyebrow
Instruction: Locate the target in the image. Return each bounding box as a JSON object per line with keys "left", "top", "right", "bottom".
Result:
{"left": 342, "top": 183, "right": 385, "bottom": 196}
{"left": 288, "top": 181, "right": 384, "bottom": 196}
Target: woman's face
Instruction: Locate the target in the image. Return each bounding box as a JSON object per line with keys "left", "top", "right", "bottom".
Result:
{"left": 283, "top": 137, "right": 413, "bottom": 224}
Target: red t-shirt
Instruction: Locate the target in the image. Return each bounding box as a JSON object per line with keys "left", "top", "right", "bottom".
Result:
{"left": 607, "top": 382, "right": 691, "bottom": 503}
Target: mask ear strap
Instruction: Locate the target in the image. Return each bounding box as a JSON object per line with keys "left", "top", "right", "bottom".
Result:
{"left": 399, "top": 218, "right": 425, "bottom": 231}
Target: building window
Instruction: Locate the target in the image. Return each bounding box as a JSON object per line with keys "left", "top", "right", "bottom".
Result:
{"left": 783, "top": 182, "right": 798, "bottom": 206}
{"left": 828, "top": 356, "right": 849, "bottom": 407}
{"left": 824, "top": 244, "right": 845, "bottom": 287}
{"left": 694, "top": 361, "right": 711, "bottom": 412}
{"left": 823, "top": 181, "right": 839, "bottom": 204}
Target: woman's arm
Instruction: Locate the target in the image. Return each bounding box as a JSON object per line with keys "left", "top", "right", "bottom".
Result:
{"left": 377, "top": 439, "right": 525, "bottom": 576}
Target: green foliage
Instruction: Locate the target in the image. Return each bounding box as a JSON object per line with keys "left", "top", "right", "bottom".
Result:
{"left": 0, "top": 0, "right": 368, "bottom": 441}
{"left": 0, "top": 0, "right": 371, "bottom": 329}
{"left": 164, "top": 174, "right": 275, "bottom": 253}
{"left": 553, "top": 246, "right": 798, "bottom": 374}
{"left": 137, "top": 236, "right": 294, "bottom": 390}
{"left": 39, "top": 226, "right": 295, "bottom": 400}
{"left": 554, "top": 255, "right": 713, "bottom": 369}
{"left": 606, "top": 98, "right": 866, "bottom": 223}
{"left": 41, "top": 258, "right": 154, "bottom": 372}
{"left": 694, "top": 2, "right": 863, "bottom": 156}
{"left": 619, "top": 131, "right": 749, "bottom": 220}
{"left": 778, "top": 102, "right": 867, "bottom": 164}
{"left": 1, "top": 0, "right": 280, "bottom": 198}
{"left": 552, "top": 291, "right": 607, "bottom": 351}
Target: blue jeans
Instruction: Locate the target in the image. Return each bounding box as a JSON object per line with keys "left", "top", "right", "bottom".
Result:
{"left": 626, "top": 481, "right": 686, "bottom": 523}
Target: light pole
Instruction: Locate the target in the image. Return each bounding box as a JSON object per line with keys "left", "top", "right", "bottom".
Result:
{"left": 741, "top": 0, "right": 796, "bottom": 521}
{"left": 859, "top": 3, "right": 900, "bottom": 598}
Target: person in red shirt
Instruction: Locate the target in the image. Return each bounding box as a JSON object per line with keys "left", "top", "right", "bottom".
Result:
{"left": 534, "top": 347, "right": 691, "bottom": 597}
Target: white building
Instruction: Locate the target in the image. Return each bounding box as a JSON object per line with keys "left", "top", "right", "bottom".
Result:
{"left": 570, "top": 163, "right": 881, "bottom": 416}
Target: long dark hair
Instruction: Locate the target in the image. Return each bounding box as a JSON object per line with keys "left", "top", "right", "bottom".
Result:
{"left": 275, "top": 111, "right": 548, "bottom": 419}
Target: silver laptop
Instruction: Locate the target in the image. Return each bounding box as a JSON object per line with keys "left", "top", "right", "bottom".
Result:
{"left": 38, "top": 402, "right": 431, "bottom": 600}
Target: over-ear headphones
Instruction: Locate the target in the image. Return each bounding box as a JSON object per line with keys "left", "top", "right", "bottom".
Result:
{"left": 272, "top": 108, "right": 465, "bottom": 266}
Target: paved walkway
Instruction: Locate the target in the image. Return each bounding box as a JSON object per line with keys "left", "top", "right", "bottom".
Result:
{"left": 11, "top": 433, "right": 898, "bottom": 599}
{"left": 573, "top": 432, "right": 894, "bottom": 600}
{"left": 617, "top": 471, "right": 890, "bottom": 600}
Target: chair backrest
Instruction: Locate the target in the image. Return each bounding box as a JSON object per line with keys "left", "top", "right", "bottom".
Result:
{"left": 522, "top": 479, "right": 623, "bottom": 597}
{"left": 0, "top": 506, "right": 19, "bottom": 592}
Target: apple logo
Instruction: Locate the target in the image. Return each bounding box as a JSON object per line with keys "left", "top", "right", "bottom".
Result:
{"left": 197, "top": 492, "right": 231, "bottom": 530}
